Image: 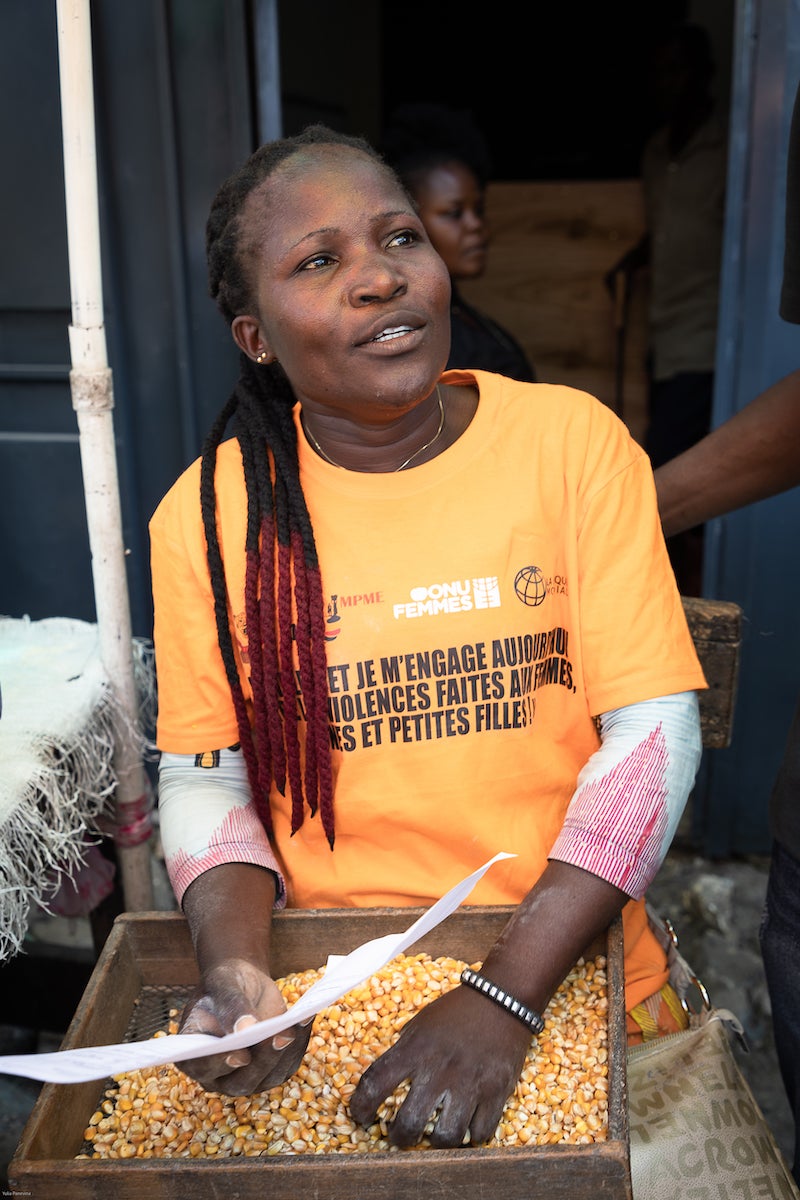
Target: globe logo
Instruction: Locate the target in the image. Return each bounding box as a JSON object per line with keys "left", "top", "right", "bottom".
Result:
{"left": 514, "top": 565, "right": 547, "bottom": 607}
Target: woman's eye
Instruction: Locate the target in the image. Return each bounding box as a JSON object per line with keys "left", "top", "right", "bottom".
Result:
{"left": 388, "top": 228, "right": 420, "bottom": 249}
{"left": 299, "top": 252, "right": 335, "bottom": 271}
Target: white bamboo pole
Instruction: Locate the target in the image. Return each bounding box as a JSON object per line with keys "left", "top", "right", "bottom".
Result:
{"left": 56, "top": 0, "right": 154, "bottom": 910}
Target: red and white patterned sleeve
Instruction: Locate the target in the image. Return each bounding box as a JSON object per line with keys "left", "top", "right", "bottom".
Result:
{"left": 157, "top": 747, "right": 286, "bottom": 908}
{"left": 548, "top": 691, "right": 702, "bottom": 899}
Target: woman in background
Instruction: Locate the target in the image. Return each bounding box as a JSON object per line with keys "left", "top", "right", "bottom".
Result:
{"left": 381, "top": 103, "right": 537, "bottom": 382}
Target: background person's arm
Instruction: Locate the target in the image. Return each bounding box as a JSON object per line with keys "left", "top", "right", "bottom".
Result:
{"left": 654, "top": 369, "right": 800, "bottom": 538}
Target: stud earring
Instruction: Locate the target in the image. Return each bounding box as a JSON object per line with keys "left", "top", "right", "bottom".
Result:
{"left": 256, "top": 349, "right": 268, "bottom": 364}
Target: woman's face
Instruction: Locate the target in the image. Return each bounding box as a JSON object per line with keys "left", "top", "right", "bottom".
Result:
{"left": 232, "top": 146, "right": 451, "bottom": 423}
{"left": 410, "top": 160, "right": 489, "bottom": 282}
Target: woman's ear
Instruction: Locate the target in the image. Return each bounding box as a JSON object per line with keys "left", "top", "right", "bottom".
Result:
{"left": 231, "top": 315, "right": 275, "bottom": 364}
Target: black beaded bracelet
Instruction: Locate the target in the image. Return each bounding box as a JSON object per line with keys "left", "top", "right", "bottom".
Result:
{"left": 459, "top": 967, "right": 545, "bottom": 1035}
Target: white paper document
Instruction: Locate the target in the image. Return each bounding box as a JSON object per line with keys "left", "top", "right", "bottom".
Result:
{"left": 0, "top": 851, "right": 514, "bottom": 1084}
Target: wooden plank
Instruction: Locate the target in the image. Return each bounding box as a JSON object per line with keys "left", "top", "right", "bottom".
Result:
{"left": 12, "top": 1144, "right": 633, "bottom": 1200}
{"left": 459, "top": 178, "right": 650, "bottom": 441}
{"left": 682, "top": 596, "right": 742, "bottom": 749}
{"left": 681, "top": 595, "right": 743, "bottom": 644}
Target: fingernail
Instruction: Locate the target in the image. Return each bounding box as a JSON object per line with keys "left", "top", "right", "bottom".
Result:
{"left": 300, "top": 1017, "right": 314, "bottom": 1027}
{"left": 272, "top": 1034, "right": 294, "bottom": 1051}
{"left": 226, "top": 1015, "right": 257, "bottom": 1067}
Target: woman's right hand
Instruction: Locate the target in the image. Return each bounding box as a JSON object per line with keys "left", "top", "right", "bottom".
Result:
{"left": 177, "top": 957, "right": 313, "bottom": 1095}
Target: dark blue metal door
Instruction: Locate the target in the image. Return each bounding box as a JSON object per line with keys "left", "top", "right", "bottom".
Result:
{"left": 698, "top": 0, "right": 800, "bottom": 854}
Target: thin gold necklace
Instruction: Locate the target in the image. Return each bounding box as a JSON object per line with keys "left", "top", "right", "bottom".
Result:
{"left": 302, "top": 385, "right": 445, "bottom": 471}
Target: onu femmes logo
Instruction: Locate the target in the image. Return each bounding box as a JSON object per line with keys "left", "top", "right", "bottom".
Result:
{"left": 393, "top": 578, "right": 501, "bottom": 620}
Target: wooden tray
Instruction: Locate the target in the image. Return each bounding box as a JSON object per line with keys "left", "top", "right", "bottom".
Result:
{"left": 10, "top": 907, "right": 632, "bottom": 1199}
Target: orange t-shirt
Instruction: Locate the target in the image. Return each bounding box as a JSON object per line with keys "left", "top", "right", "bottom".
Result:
{"left": 150, "top": 371, "right": 707, "bottom": 1009}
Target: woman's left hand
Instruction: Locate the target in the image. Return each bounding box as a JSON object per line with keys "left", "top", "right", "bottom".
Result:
{"left": 348, "top": 982, "right": 532, "bottom": 1147}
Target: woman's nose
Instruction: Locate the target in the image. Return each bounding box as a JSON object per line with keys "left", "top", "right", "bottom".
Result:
{"left": 349, "top": 256, "right": 407, "bottom": 305}
{"left": 464, "top": 208, "right": 487, "bottom": 232}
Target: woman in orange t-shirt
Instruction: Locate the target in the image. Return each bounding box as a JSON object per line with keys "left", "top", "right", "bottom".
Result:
{"left": 150, "top": 125, "right": 706, "bottom": 1150}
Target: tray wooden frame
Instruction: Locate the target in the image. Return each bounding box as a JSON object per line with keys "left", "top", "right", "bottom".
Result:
{"left": 11, "top": 906, "right": 632, "bottom": 1199}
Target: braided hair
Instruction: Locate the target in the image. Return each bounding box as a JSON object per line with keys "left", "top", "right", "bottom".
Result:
{"left": 202, "top": 125, "right": 395, "bottom": 848}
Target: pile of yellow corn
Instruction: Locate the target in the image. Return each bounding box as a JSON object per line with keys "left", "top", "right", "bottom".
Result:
{"left": 78, "top": 951, "right": 608, "bottom": 1159}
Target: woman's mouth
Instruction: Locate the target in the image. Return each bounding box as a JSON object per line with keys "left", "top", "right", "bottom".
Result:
{"left": 371, "top": 325, "right": 415, "bottom": 343}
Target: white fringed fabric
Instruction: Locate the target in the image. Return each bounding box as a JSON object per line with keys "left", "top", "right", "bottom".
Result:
{"left": 0, "top": 616, "right": 155, "bottom": 961}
